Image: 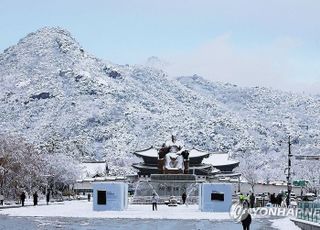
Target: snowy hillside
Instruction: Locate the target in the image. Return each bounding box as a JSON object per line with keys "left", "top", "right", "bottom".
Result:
{"left": 1, "top": 27, "right": 319, "bottom": 180}
{"left": 177, "top": 75, "right": 320, "bottom": 181}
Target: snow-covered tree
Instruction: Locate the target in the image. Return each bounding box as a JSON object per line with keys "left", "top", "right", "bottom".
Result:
{"left": 0, "top": 134, "right": 80, "bottom": 198}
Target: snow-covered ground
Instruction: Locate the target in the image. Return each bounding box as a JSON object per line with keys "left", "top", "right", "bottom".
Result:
{"left": 1, "top": 200, "right": 230, "bottom": 219}
{"left": 271, "top": 217, "right": 301, "bottom": 230}
{"left": 0, "top": 200, "right": 302, "bottom": 229}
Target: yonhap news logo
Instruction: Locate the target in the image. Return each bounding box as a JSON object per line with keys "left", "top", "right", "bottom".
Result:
{"left": 229, "top": 203, "right": 250, "bottom": 222}
{"left": 229, "top": 202, "right": 320, "bottom": 221}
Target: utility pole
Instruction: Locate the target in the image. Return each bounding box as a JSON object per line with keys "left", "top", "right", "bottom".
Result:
{"left": 286, "top": 136, "right": 292, "bottom": 207}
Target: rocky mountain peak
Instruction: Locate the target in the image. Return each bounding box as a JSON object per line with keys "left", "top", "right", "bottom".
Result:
{"left": 0, "top": 28, "right": 319, "bottom": 179}
{"left": 0, "top": 27, "right": 86, "bottom": 71}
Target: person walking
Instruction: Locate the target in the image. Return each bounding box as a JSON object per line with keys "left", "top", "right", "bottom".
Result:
{"left": 33, "top": 192, "right": 38, "bottom": 206}
{"left": 249, "top": 193, "right": 255, "bottom": 208}
{"left": 276, "top": 193, "right": 282, "bottom": 207}
{"left": 270, "top": 193, "right": 276, "bottom": 206}
{"left": 20, "top": 192, "right": 26, "bottom": 207}
{"left": 241, "top": 208, "right": 252, "bottom": 230}
{"left": 88, "top": 193, "right": 91, "bottom": 202}
{"left": 46, "top": 191, "right": 50, "bottom": 205}
{"left": 0, "top": 192, "right": 4, "bottom": 205}
{"left": 239, "top": 193, "right": 245, "bottom": 204}
{"left": 182, "top": 192, "right": 187, "bottom": 205}
{"left": 242, "top": 194, "right": 249, "bottom": 208}
{"left": 151, "top": 193, "right": 158, "bottom": 211}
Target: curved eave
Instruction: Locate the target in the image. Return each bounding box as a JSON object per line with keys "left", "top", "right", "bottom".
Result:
{"left": 134, "top": 146, "right": 155, "bottom": 153}
{"left": 133, "top": 147, "right": 158, "bottom": 158}
{"left": 186, "top": 148, "right": 211, "bottom": 158}
{"left": 132, "top": 163, "right": 212, "bottom": 170}
{"left": 133, "top": 152, "right": 157, "bottom": 159}
{"left": 202, "top": 151, "right": 239, "bottom": 169}
{"left": 133, "top": 152, "right": 156, "bottom": 159}
{"left": 213, "top": 162, "right": 239, "bottom": 171}
{"left": 211, "top": 160, "right": 240, "bottom": 167}
{"left": 214, "top": 172, "right": 242, "bottom": 177}
{"left": 134, "top": 147, "right": 210, "bottom": 159}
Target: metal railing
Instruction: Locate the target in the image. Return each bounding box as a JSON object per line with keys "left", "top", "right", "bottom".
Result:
{"left": 297, "top": 201, "right": 320, "bottom": 224}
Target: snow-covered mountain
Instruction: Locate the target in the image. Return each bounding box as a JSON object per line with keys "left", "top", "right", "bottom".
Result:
{"left": 1, "top": 27, "right": 319, "bottom": 179}
{"left": 145, "top": 56, "right": 169, "bottom": 70}
{"left": 177, "top": 75, "right": 320, "bottom": 181}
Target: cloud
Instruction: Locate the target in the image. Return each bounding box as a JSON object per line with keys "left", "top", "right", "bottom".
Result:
{"left": 162, "top": 33, "right": 319, "bottom": 94}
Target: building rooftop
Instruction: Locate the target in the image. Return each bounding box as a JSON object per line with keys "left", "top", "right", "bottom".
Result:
{"left": 202, "top": 152, "right": 239, "bottom": 167}
{"left": 134, "top": 146, "right": 210, "bottom": 158}
{"left": 80, "top": 161, "right": 107, "bottom": 179}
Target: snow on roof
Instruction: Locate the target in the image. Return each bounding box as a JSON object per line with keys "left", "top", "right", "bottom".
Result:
{"left": 202, "top": 152, "right": 239, "bottom": 166}
{"left": 134, "top": 147, "right": 210, "bottom": 158}
{"left": 80, "top": 161, "right": 106, "bottom": 179}
{"left": 134, "top": 147, "right": 158, "bottom": 157}
{"left": 188, "top": 148, "right": 210, "bottom": 158}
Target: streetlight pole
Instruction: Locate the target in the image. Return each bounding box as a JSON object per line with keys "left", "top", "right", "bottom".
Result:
{"left": 286, "top": 136, "right": 292, "bottom": 207}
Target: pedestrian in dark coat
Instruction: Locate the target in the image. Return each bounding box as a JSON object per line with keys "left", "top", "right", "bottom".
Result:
{"left": 33, "top": 192, "right": 38, "bottom": 206}
{"left": 0, "top": 192, "right": 4, "bottom": 205}
{"left": 241, "top": 209, "right": 252, "bottom": 230}
{"left": 249, "top": 193, "right": 255, "bottom": 208}
{"left": 151, "top": 193, "right": 158, "bottom": 211}
{"left": 276, "top": 193, "right": 282, "bottom": 207}
{"left": 20, "top": 192, "right": 26, "bottom": 206}
{"left": 270, "top": 193, "right": 276, "bottom": 205}
{"left": 46, "top": 192, "right": 50, "bottom": 205}
{"left": 182, "top": 192, "right": 187, "bottom": 205}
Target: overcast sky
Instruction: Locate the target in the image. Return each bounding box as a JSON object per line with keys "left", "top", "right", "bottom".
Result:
{"left": 1, "top": 0, "right": 320, "bottom": 93}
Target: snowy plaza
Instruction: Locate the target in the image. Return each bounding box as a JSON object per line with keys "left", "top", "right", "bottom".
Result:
{"left": 0, "top": 200, "right": 299, "bottom": 230}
